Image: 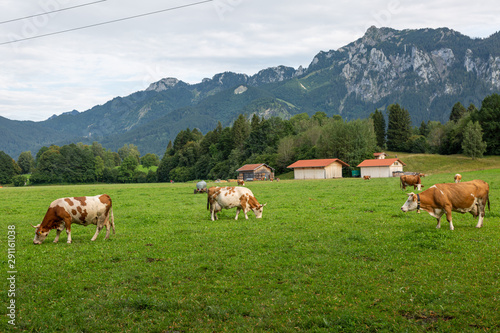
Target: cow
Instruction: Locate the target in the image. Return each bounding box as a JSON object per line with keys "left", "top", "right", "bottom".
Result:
{"left": 363, "top": 175, "right": 371, "bottom": 180}
{"left": 400, "top": 175, "right": 424, "bottom": 191}
{"left": 32, "top": 194, "right": 115, "bottom": 244}
{"left": 400, "top": 180, "right": 490, "bottom": 230}
{"left": 454, "top": 174, "right": 462, "bottom": 183}
{"left": 207, "top": 186, "right": 265, "bottom": 221}
{"left": 237, "top": 179, "right": 245, "bottom": 186}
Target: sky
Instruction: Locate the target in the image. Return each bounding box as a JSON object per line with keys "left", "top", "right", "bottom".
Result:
{"left": 0, "top": 0, "right": 499, "bottom": 121}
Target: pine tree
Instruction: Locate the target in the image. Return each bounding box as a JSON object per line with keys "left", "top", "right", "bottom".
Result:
{"left": 371, "top": 109, "right": 386, "bottom": 148}
{"left": 449, "top": 102, "right": 466, "bottom": 122}
{"left": 471, "top": 94, "right": 500, "bottom": 155}
{"left": 462, "top": 121, "right": 487, "bottom": 159}
{"left": 386, "top": 104, "right": 411, "bottom": 151}
{"left": 231, "top": 114, "right": 250, "bottom": 148}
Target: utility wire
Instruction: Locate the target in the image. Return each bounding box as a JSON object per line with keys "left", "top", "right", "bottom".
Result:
{"left": 0, "top": 0, "right": 213, "bottom": 46}
{"left": 0, "top": 0, "right": 108, "bottom": 25}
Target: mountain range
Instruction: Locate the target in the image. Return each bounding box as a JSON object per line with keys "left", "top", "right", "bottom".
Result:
{"left": 2, "top": 26, "right": 500, "bottom": 158}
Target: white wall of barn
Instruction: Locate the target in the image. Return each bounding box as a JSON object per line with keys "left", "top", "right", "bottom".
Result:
{"left": 293, "top": 163, "right": 343, "bottom": 179}
{"left": 360, "top": 165, "right": 403, "bottom": 178}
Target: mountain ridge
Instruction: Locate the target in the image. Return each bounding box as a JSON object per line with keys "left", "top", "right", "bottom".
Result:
{"left": 1, "top": 26, "right": 500, "bottom": 158}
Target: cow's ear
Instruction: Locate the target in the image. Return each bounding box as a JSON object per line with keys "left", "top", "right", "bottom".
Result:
{"left": 262, "top": 203, "right": 267, "bottom": 207}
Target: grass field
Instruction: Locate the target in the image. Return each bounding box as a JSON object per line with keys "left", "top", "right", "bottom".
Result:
{"left": 1, "top": 168, "right": 499, "bottom": 332}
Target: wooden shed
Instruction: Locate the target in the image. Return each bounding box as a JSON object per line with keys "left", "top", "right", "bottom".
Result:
{"left": 287, "top": 159, "right": 349, "bottom": 179}
{"left": 236, "top": 164, "right": 275, "bottom": 181}
{"left": 373, "top": 152, "right": 387, "bottom": 159}
{"left": 357, "top": 158, "right": 406, "bottom": 178}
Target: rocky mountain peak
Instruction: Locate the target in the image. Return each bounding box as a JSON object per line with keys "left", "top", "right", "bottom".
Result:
{"left": 145, "top": 77, "right": 187, "bottom": 92}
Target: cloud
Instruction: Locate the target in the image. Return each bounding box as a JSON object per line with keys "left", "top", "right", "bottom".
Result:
{"left": 0, "top": 0, "right": 499, "bottom": 121}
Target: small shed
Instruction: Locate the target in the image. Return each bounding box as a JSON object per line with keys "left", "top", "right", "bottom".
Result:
{"left": 287, "top": 159, "right": 349, "bottom": 179}
{"left": 237, "top": 164, "right": 275, "bottom": 181}
{"left": 357, "top": 158, "right": 406, "bottom": 178}
{"left": 373, "top": 152, "right": 387, "bottom": 159}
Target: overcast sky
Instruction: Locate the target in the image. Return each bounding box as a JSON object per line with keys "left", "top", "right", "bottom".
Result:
{"left": 1, "top": 0, "right": 499, "bottom": 121}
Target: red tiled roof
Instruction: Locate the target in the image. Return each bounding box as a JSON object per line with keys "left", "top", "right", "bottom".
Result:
{"left": 236, "top": 164, "right": 274, "bottom": 172}
{"left": 373, "top": 152, "right": 387, "bottom": 156}
{"left": 357, "top": 158, "right": 406, "bottom": 167}
{"left": 287, "top": 159, "right": 349, "bottom": 168}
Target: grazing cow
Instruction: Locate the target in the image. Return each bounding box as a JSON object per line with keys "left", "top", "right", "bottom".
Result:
{"left": 363, "top": 175, "right": 371, "bottom": 180}
{"left": 400, "top": 175, "right": 424, "bottom": 191}
{"left": 237, "top": 179, "right": 245, "bottom": 186}
{"left": 401, "top": 180, "right": 490, "bottom": 230}
{"left": 454, "top": 174, "right": 462, "bottom": 183}
{"left": 33, "top": 194, "right": 115, "bottom": 244}
{"left": 207, "top": 186, "right": 265, "bottom": 221}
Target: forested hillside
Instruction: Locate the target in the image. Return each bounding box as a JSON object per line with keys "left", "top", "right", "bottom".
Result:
{"left": 1, "top": 94, "right": 498, "bottom": 185}
{"left": 2, "top": 27, "right": 500, "bottom": 158}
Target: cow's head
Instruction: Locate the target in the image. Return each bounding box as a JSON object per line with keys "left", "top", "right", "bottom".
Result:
{"left": 32, "top": 223, "right": 50, "bottom": 244}
{"left": 401, "top": 193, "right": 418, "bottom": 212}
{"left": 252, "top": 203, "right": 267, "bottom": 218}
{"left": 416, "top": 184, "right": 424, "bottom": 191}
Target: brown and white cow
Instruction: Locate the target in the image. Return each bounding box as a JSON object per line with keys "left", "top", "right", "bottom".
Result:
{"left": 401, "top": 180, "right": 490, "bottom": 230}
{"left": 237, "top": 179, "right": 245, "bottom": 186}
{"left": 33, "top": 194, "right": 115, "bottom": 244}
{"left": 454, "top": 174, "right": 462, "bottom": 183}
{"left": 363, "top": 175, "right": 371, "bottom": 180}
{"left": 207, "top": 186, "right": 265, "bottom": 221}
{"left": 400, "top": 175, "right": 424, "bottom": 191}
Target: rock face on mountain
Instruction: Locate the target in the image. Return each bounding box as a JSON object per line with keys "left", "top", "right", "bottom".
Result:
{"left": 306, "top": 27, "right": 500, "bottom": 120}
{"left": 2, "top": 27, "right": 500, "bottom": 158}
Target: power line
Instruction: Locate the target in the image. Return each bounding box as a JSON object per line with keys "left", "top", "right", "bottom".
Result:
{"left": 0, "top": 0, "right": 213, "bottom": 46}
{"left": 0, "top": 0, "right": 108, "bottom": 25}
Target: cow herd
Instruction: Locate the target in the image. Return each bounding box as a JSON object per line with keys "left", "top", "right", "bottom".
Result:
{"left": 399, "top": 173, "right": 491, "bottom": 231}
{"left": 32, "top": 173, "right": 491, "bottom": 244}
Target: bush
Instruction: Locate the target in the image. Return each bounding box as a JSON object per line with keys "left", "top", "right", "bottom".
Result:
{"left": 12, "top": 175, "right": 27, "bottom": 187}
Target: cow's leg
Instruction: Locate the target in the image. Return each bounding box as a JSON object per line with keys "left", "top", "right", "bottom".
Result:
{"left": 91, "top": 225, "right": 103, "bottom": 241}
{"left": 63, "top": 217, "right": 73, "bottom": 243}
{"left": 53, "top": 227, "right": 63, "bottom": 243}
{"left": 475, "top": 201, "right": 485, "bottom": 228}
{"left": 109, "top": 208, "right": 115, "bottom": 234}
{"left": 235, "top": 207, "right": 241, "bottom": 220}
{"left": 104, "top": 217, "right": 111, "bottom": 239}
{"left": 239, "top": 200, "right": 249, "bottom": 219}
{"left": 436, "top": 217, "right": 441, "bottom": 229}
{"left": 435, "top": 210, "right": 445, "bottom": 229}
{"left": 211, "top": 205, "right": 216, "bottom": 221}
{"left": 444, "top": 207, "right": 454, "bottom": 230}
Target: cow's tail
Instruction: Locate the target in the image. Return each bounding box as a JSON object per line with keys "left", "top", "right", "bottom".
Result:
{"left": 109, "top": 207, "right": 116, "bottom": 234}
{"left": 487, "top": 194, "right": 491, "bottom": 211}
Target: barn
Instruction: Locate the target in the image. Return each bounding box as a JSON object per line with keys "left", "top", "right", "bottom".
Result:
{"left": 236, "top": 164, "right": 275, "bottom": 181}
{"left": 287, "top": 159, "right": 349, "bottom": 179}
{"left": 357, "top": 158, "right": 406, "bottom": 178}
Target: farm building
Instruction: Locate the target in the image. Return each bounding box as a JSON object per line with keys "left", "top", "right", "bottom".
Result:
{"left": 287, "top": 159, "right": 349, "bottom": 179}
{"left": 373, "top": 152, "right": 387, "bottom": 159}
{"left": 357, "top": 158, "right": 406, "bottom": 178}
{"left": 236, "top": 164, "right": 275, "bottom": 181}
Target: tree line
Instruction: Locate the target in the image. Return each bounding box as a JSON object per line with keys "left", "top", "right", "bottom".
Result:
{"left": 1, "top": 94, "right": 498, "bottom": 185}
{"left": 372, "top": 94, "right": 498, "bottom": 157}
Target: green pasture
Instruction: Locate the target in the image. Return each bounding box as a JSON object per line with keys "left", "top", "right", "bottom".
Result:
{"left": 1, "top": 169, "right": 499, "bottom": 332}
